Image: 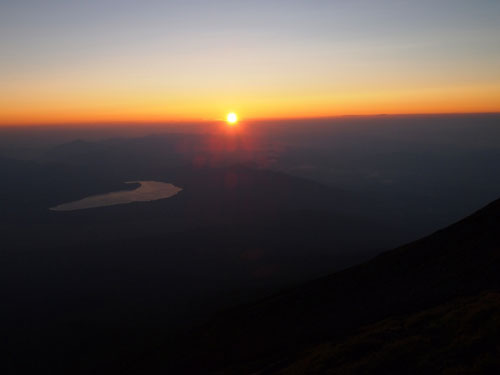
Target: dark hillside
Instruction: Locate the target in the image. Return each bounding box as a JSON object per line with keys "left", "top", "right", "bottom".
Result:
{"left": 146, "top": 197, "right": 500, "bottom": 374}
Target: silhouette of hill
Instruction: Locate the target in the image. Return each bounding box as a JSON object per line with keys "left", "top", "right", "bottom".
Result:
{"left": 275, "top": 292, "right": 500, "bottom": 374}
{"left": 142, "top": 197, "right": 500, "bottom": 374}
{"left": 1, "top": 154, "right": 409, "bottom": 250}
{"left": 2, "top": 157, "right": 411, "bottom": 374}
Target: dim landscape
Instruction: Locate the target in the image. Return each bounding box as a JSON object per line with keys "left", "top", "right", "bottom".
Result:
{"left": 1, "top": 1, "right": 500, "bottom": 374}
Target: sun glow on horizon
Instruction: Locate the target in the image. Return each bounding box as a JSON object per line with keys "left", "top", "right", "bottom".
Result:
{"left": 226, "top": 112, "right": 238, "bottom": 125}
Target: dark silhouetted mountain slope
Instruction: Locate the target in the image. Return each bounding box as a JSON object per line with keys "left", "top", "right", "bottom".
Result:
{"left": 276, "top": 291, "right": 500, "bottom": 374}
{"left": 143, "top": 197, "right": 500, "bottom": 374}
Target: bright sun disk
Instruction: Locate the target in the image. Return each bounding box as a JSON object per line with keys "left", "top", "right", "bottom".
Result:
{"left": 226, "top": 112, "right": 238, "bottom": 124}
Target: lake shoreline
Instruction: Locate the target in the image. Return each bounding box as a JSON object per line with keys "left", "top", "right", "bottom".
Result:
{"left": 50, "top": 181, "right": 182, "bottom": 211}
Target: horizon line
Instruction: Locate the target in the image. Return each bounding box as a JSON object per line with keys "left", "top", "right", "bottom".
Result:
{"left": 1, "top": 111, "right": 499, "bottom": 128}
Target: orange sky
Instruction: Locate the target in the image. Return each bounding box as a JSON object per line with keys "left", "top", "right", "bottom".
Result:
{"left": 1, "top": 1, "right": 499, "bottom": 126}
{"left": 2, "top": 85, "right": 499, "bottom": 126}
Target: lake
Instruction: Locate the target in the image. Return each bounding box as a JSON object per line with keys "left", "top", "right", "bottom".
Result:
{"left": 50, "top": 181, "right": 182, "bottom": 211}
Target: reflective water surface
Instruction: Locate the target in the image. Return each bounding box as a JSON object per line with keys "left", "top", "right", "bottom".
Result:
{"left": 50, "top": 181, "right": 182, "bottom": 211}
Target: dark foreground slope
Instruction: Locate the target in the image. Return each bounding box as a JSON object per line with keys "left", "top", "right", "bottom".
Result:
{"left": 277, "top": 292, "right": 500, "bottom": 374}
{"left": 143, "top": 197, "right": 500, "bottom": 374}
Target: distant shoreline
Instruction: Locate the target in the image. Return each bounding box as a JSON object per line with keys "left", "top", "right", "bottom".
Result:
{"left": 50, "top": 181, "right": 182, "bottom": 211}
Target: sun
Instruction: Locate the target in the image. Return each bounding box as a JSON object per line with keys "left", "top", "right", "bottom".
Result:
{"left": 226, "top": 112, "right": 238, "bottom": 125}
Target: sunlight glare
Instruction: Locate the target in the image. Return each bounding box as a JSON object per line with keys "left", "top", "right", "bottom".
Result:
{"left": 226, "top": 112, "right": 238, "bottom": 125}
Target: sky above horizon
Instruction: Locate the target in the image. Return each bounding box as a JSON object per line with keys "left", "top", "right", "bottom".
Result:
{"left": 1, "top": 0, "right": 500, "bottom": 125}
